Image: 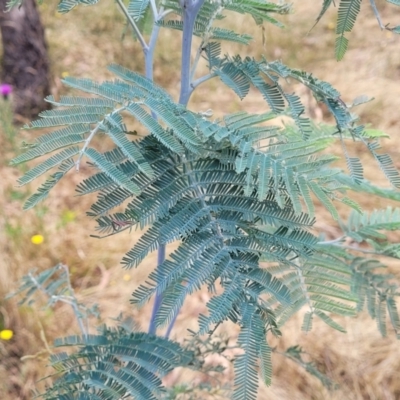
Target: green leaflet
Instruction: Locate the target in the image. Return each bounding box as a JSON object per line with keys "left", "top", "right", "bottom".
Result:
{"left": 315, "top": 310, "right": 346, "bottom": 333}
{"left": 45, "top": 95, "right": 116, "bottom": 108}
{"left": 41, "top": 328, "right": 195, "bottom": 400}
{"left": 85, "top": 148, "right": 141, "bottom": 195}
{"left": 225, "top": 0, "right": 289, "bottom": 27}
{"left": 11, "top": 133, "right": 86, "bottom": 165}
{"left": 17, "top": 146, "right": 80, "bottom": 186}
{"left": 57, "top": 0, "right": 100, "bottom": 14}
{"left": 347, "top": 207, "right": 400, "bottom": 241}
{"left": 104, "top": 118, "right": 154, "bottom": 178}
{"left": 247, "top": 268, "right": 291, "bottom": 304}
{"left": 128, "top": 0, "right": 150, "bottom": 21}
{"left": 314, "top": 0, "right": 334, "bottom": 27}
{"left": 23, "top": 160, "right": 75, "bottom": 210}
{"left": 126, "top": 103, "right": 185, "bottom": 154}
{"left": 258, "top": 339, "right": 272, "bottom": 386}
{"left": 335, "top": 0, "right": 362, "bottom": 60}
{"left": 217, "top": 62, "right": 250, "bottom": 99}
{"left": 308, "top": 181, "right": 339, "bottom": 220}
{"left": 233, "top": 309, "right": 265, "bottom": 400}
{"left": 301, "top": 311, "right": 313, "bottom": 332}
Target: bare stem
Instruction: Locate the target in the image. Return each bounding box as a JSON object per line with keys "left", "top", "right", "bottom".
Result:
{"left": 149, "top": 0, "right": 206, "bottom": 337}
{"left": 148, "top": 244, "right": 166, "bottom": 334}
{"left": 179, "top": 0, "right": 206, "bottom": 105}
{"left": 369, "top": 0, "right": 385, "bottom": 30}
{"left": 147, "top": 11, "right": 166, "bottom": 335}
{"left": 191, "top": 72, "right": 217, "bottom": 90}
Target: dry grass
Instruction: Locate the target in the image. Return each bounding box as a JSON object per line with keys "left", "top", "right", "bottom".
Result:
{"left": 1, "top": 1, "right": 400, "bottom": 399}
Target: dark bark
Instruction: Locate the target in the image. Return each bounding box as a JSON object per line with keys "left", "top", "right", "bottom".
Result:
{"left": 0, "top": 0, "right": 50, "bottom": 119}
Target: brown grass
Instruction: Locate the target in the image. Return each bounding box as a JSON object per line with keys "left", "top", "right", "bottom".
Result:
{"left": 1, "top": 1, "right": 400, "bottom": 399}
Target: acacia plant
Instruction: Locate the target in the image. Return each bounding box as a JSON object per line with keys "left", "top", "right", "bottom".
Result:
{"left": 8, "top": 0, "right": 400, "bottom": 398}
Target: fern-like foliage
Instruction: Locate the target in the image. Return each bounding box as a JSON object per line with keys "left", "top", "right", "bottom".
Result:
{"left": 12, "top": 57, "right": 400, "bottom": 397}
{"left": 37, "top": 327, "right": 196, "bottom": 400}
{"left": 9, "top": 0, "right": 400, "bottom": 397}
{"left": 315, "top": 0, "right": 400, "bottom": 59}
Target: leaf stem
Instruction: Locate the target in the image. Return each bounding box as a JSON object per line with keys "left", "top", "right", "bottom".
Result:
{"left": 76, "top": 106, "right": 127, "bottom": 171}
{"left": 76, "top": 123, "right": 102, "bottom": 171}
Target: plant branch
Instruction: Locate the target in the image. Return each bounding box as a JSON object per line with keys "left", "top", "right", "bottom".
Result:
{"left": 146, "top": 12, "right": 166, "bottom": 334}
{"left": 158, "top": 8, "right": 175, "bottom": 20}
{"left": 115, "top": 0, "right": 149, "bottom": 51}
{"left": 191, "top": 72, "right": 217, "bottom": 90}
{"left": 149, "top": 243, "right": 166, "bottom": 334}
{"left": 317, "top": 236, "right": 345, "bottom": 245}
{"left": 27, "top": 266, "right": 87, "bottom": 337}
{"left": 61, "top": 264, "right": 88, "bottom": 338}
{"left": 149, "top": 0, "right": 158, "bottom": 20}
{"left": 369, "top": 0, "right": 385, "bottom": 30}
{"left": 190, "top": 40, "right": 205, "bottom": 82}
{"left": 149, "top": 0, "right": 205, "bottom": 336}
{"left": 189, "top": 3, "right": 223, "bottom": 83}
{"left": 334, "top": 244, "right": 381, "bottom": 255}
{"left": 145, "top": 21, "right": 161, "bottom": 83}
{"left": 179, "top": 0, "right": 206, "bottom": 105}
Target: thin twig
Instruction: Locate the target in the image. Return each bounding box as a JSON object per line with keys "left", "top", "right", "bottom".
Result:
{"left": 61, "top": 264, "right": 87, "bottom": 337}
{"left": 75, "top": 123, "right": 101, "bottom": 171}
{"left": 191, "top": 72, "right": 217, "bottom": 90}
{"left": 333, "top": 244, "right": 381, "bottom": 255}
{"left": 369, "top": 0, "right": 385, "bottom": 30}
{"left": 76, "top": 106, "right": 127, "bottom": 171}
{"left": 317, "top": 236, "right": 345, "bottom": 245}
{"left": 115, "top": 0, "right": 149, "bottom": 51}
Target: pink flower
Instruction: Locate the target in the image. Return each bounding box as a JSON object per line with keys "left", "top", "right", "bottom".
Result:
{"left": 0, "top": 83, "right": 12, "bottom": 99}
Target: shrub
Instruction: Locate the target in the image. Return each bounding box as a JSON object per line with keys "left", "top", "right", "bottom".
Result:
{"left": 8, "top": 0, "right": 400, "bottom": 398}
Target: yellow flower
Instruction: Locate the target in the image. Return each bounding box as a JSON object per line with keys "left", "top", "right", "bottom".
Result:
{"left": 0, "top": 329, "right": 13, "bottom": 340}
{"left": 61, "top": 71, "right": 70, "bottom": 78}
{"left": 123, "top": 274, "right": 131, "bottom": 282}
{"left": 31, "top": 234, "right": 44, "bottom": 245}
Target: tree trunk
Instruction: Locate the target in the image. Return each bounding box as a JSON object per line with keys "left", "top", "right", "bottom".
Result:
{"left": 0, "top": 0, "right": 50, "bottom": 120}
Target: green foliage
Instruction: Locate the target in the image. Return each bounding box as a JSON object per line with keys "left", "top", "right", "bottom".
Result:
{"left": 38, "top": 328, "right": 196, "bottom": 400}
{"left": 6, "top": 264, "right": 100, "bottom": 326}
{"left": 313, "top": 0, "right": 400, "bottom": 60}
{"left": 283, "top": 345, "right": 337, "bottom": 389}
{"left": 8, "top": 0, "right": 400, "bottom": 398}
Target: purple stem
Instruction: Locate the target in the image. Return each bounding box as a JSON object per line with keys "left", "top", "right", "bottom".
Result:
{"left": 148, "top": 243, "right": 166, "bottom": 334}
{"left": 149, "top": 0, "right": 205, "bottom": 338}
